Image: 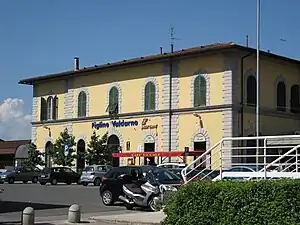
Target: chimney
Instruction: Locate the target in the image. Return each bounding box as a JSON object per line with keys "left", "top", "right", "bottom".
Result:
{"left": 160, "top": 47, "right": 163, "bottom": 55}
{"left": 73, "top": 57, "right": 79, "bottom": 71}
{"left": 246, "top": 35, "right": 249, "bottom": 47}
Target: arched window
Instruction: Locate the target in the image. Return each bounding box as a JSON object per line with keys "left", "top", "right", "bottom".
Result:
{"left": 77, "top": 91, "right": 87, "bottom": 117}
{"left": 40, "top": 98, "right": 47, "bottom": 121}
{"left": 108, "top": 87, "right": 119, "bottom": 114}
{"left": 246, "top": 75, "right": 257, "bottom": 106}
{"left": 276, "top": 81, "right": 286, "bottom": 111}
{"left": 144, "top": 82, "right": 156, "bottom": 111}
{"left": 194, "top": 75, "right": 206, "bottom": 107}
{"left": 46, "top": 96, "right": 53, "bottom": 120}
{"left": 291, "top": 85, "right": 300, "bottom": 113}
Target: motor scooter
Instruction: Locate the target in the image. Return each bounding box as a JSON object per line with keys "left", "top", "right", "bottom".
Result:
{"left": 118, "top": 171, "right": 176, "bottom": 211}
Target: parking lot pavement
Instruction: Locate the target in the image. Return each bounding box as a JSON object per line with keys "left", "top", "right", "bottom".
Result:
{"left": 0, "top": 182, "right": 128, "bottom": 223}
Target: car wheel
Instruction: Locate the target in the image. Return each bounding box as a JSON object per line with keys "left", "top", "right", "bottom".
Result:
{"left": 23, "top": 181, "right": 28, "bottom": 184}
{"left": 8, "top": 177, "right": 14, "bottom": 184}
{"left": 66, "top": 181, "right": 72, "bottom": 185}
{"left": 40, "top": 182, "right": 46, "bottom": 185}
{"left": 51, "top": 178, "right": 57, "bottom": 185}
{"left": 32, "top": 177, "right": 38, "bottom": 184}
{"left": 101, "top": 190, "right": 114, "bottom": 206}
{"left": 93, "top": 178, "right": 101, "bottom": 186}
{"left": 82, "top": 182, "right": 88, "bottom": 186}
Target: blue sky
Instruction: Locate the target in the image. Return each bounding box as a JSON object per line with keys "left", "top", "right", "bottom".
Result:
{"left": 0, "top": 0, "right": 300, "bottom": 115}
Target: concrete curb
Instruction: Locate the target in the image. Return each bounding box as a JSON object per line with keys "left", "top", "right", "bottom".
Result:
{"left": 90, "top": 218, "right": 161, "bottom": 225}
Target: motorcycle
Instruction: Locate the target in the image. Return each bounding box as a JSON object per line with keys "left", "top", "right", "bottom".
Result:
{"left": 118, "top": 171, "right": 177, "bottom": 211}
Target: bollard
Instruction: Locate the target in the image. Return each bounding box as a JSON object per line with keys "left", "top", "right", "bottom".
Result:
{"left": 22, "top": 207, "right": 35, "bottom": 225}
{"left": 68, "top": 204, "right": 81, "bottom": 223}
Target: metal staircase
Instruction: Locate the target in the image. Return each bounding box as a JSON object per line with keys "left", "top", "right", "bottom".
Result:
{"left": 181, "top": 135, "right": 300, "bottom": 184}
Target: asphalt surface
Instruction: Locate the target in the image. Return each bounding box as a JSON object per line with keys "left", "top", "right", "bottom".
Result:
{"left": 0, "top": 182, "right": 132, "bottom": 224}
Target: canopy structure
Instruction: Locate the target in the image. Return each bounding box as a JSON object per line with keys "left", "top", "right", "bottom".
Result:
{"left": 112, "top": 151, "right": 205, "bottom": 165}
{"left": 112, "top": 151, "right": 204, "bottom": 158}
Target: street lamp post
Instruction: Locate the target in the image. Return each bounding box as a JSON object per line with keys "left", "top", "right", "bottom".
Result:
{"left": 256, "top": 0, "right": 261, "bottom": 172}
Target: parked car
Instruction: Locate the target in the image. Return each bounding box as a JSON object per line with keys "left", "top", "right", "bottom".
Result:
{"left": 157, "top": 163, "right": 186, "bottom": 169}
{"left": 38, "top": 167, "right": 81, "bottom": 185}
{"left": 99, "top": 165, "right": 182, "bottom": 206}
{"left": 0, "top": 166, "right": 40, "bottom": 184}
{"left": 80, "top": 165, "right": 112, "bottom": 186}
{"left": 168, "top": 168, "right": 219, "bottom": 181}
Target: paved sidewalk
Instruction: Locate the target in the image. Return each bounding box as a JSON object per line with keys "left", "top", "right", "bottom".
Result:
{"left": 33, "top": 211, "right": 165, "bottom": 225}
{"left": 89, "top": 211, "right": 165, "bottom": 225}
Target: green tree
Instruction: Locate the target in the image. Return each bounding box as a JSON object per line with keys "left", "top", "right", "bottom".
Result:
{"left": 24, "top": 143, "right": 45, "bottom": 169}
{"left": 85, "top": 131, "right": 113, "bottom": 165}
{"left": 50, "top": 128, "right": 76, "bottom": 166}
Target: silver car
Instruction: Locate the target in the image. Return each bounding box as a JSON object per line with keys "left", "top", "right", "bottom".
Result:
{"left": 80, "top": 165, "right": 112, "bottom": 186}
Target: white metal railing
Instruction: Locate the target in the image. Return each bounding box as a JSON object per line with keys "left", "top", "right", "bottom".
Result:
{"left": 181, "top": 135, "right": 300, "bottom": 184}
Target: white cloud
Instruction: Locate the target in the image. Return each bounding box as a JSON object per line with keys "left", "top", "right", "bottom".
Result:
{"left": 0, "top": 98, "right": 31, "bottom": 141}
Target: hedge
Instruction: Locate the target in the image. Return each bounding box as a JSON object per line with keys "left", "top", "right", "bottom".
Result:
{"left": 162, "top": 179, "right": 300, "bottom": 225}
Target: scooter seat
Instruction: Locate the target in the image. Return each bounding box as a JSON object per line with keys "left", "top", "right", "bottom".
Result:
{"left": 124, "top": 184, "right": 144, "bottom": 195}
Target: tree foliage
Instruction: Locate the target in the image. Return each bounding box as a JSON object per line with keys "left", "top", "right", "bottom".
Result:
{"left": 50, "top": 129, "right": 76, "bottom": 166}
{"left": 85, "top": 131, "right": 113, "bottom": 165}
{"left": 24, "top": 143, "right": 44, "bottom": 169}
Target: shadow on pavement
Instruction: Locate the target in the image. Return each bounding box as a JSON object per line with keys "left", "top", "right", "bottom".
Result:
{"left": 0, "top": 201, "right": 69, "bottom": 214}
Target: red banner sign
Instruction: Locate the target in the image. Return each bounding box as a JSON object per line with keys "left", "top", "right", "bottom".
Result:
{"left": 112, "top": 151, "right": 205, "bottom": 158}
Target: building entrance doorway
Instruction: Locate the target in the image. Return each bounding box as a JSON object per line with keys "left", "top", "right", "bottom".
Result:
{"left": 107, "top": 135, "right": 120, "bottom": 167}
{"left": 193, "top": 133, "right": 207, "bottom": 168}
{"left": 144, "top": 135, "right": 155, "bottom": 165}
{"left": 77, "top": 139, "right": 86, "bottom": 172}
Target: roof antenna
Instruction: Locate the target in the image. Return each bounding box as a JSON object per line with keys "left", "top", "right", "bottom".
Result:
{"left": 170, "top": 25, "right": 180, "bottom": 53}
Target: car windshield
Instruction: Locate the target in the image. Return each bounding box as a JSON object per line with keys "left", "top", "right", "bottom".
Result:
{"left": 41, "top": 168, "right": 51, "bottom": 173}
{"left": 150, "top": 168, "right": 181, "bottom": 181}
{"left": 83, "top": 167, "right": 94, "bottom": 172}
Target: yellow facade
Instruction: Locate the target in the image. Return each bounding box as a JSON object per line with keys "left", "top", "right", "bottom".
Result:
{"left": 20, "top": 43, "right": 300, "bottom": 170}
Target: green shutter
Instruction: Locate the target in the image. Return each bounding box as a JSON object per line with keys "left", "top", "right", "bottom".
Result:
{"left": 78, "top": 92, "right": 87, "bottom": 117}
{"left": 52, "top": 96, "right": 58, "bottom": 119}
{"left": 144, "top": 82, "right": 155, "bottom": 111}
{"left": 109, "top": 87, "right": 119, "bottom": 114}
{"left": 40, "top": 98, "right": 47, "bottom": 121}
{"left": 194, "top": 75, "right": 206, "bottom": 107}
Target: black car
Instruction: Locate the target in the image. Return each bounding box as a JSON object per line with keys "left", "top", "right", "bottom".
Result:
{"left": 168, "top": 168, "right": 220, "bottom": 181}
{"left": 38, "top": 167, "right": 81, "bottom": 185}
{"left": 99, "top": 166, "right": 182, "bottom": 206}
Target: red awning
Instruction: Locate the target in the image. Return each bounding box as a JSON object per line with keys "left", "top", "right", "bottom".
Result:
{"left": 112, "top": 151, "right": 204, "bottom": 158}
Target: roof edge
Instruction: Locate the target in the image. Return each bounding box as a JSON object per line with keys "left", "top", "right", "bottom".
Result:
{"left": 18, "top": 42, "right": 300, "bottom": 85}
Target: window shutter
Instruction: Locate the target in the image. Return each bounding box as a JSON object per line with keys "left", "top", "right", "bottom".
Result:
{"left": 78, "top": 92, "right": 87, "bottom": 117}
{"left": 276, "top": 82, "right": 286, "bottom": 111}
{"left": 150, "top": 83, "right": 155, "bottom": 110}
{"left": 199, "top": 77, "right": 206, "bottom": 106}
{"left": 52, "top": 96, "right": 58, "bottom": 119}
{"left": 144, "top": 82, "right": 155, "bottom": 111}
{"left": 82, "top": 92, "right": 87, "bottom": 117}
{"left": 109, "top": 87, "right": 119, "bottom": 114}
{"left": 40, "top": 98, "right": 47, "bottom": 121}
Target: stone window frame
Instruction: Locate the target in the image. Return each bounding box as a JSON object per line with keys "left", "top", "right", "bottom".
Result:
{"left": 107, "top": 82, "right": 122, "bottom": 114}
{"left": 142, "top": 77, "right": 159, "bottom": 111}
{"left": 74, "top": 87, "right": 89, "bottom": 118}
{"left": 190, "top": 71, "right": 210, "bottom": 107}
{"left": 41, "top": 93, "right": 57, "bottom": 121}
